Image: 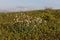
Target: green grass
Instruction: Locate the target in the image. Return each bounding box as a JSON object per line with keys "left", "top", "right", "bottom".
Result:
{"left": 0, "top": 9, "right": 60, "bottom": 40}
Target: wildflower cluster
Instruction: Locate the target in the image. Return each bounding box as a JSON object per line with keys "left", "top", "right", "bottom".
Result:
{"left": 0, "top": 9, "right": 60, "bottom": 40}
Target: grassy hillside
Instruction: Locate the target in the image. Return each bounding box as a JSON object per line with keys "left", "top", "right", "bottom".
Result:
{"left": 0, "top": 9, "right": 60, "bottom": 40}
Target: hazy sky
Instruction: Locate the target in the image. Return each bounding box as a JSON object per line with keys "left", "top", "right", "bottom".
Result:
{"left": 0, "top": 0, "right": 60, "bottom": 9}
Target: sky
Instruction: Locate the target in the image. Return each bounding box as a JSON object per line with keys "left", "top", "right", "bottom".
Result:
{"left": 0, "top": 0, "right": 60, "bottom": 9}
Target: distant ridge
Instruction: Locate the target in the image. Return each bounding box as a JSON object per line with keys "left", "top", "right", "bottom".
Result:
{"left": 0, "top": 6, "right": 34, "bottom": 12}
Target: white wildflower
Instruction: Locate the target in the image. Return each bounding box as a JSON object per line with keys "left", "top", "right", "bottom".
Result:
{"left": 15, "top": 14, "right": 18, "bottom": 18}
{"left": 25, "top": 19, "right": 30, "bottom": 26}
{"left": 25, "top": 19, "right": 29, "bottom": 22}
{"left": 14, "top": 18, "right": 16, "bottom": 21}
{"left": 34, "top": 25, "right": 36, "bottom": 27}
{"left": 16, "top": 18, "right": 19, "bottom": 22}
{"left": 39, "top": 19, "right": 42, "bottom": 23}
{"left": 29, "top": 21, "right": 31, "bottom": 23}
{"left": 36, "top": 17, "right": 40, "bottom": 20}
{"left": 44, "top": 20, "right": 47, "bottom": 24}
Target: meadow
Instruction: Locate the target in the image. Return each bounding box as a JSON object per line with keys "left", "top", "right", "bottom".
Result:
{"left": 0, "top": 9, "right": 60, "bottom": 40}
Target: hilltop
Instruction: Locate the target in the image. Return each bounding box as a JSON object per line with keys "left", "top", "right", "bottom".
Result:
{"left": 0, "top": 9, "right": 60, "bottom": 40}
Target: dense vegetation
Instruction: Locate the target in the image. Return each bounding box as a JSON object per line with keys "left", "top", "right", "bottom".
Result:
{"left": 0, "top": 9, "right": 60, "bottom": 40}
